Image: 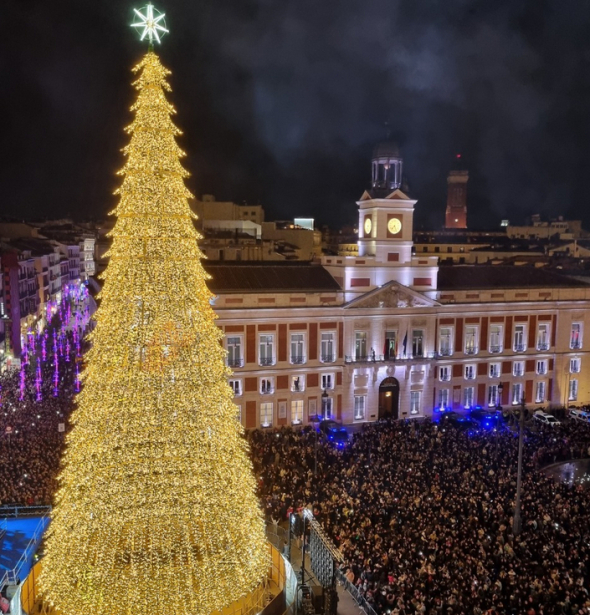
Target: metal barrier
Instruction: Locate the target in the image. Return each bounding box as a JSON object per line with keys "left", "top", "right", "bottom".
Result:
{"left": 335, "top": 569, "right": 378, "bottom": 615}
{"left": 5, "top": 515, "right": 48, "bottom": 586}
{"left": 0, "top": 505, "right": 51, "bottom": 519}
{"left": 0, "top": 508, "right": 51, "bottom": 594}
{"left": 266, "top": 523, "right": 289, "bottom": 553}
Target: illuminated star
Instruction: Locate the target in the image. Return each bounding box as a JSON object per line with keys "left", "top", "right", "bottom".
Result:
{"left": 131, "top": 4, "right": 169, "bottom": 44}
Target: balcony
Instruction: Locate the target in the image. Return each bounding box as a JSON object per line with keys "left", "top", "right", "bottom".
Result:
{"left": 537, "top": 343, "right": 549, "bottom": 351}
{"left": 571, "top": 341, "right": 582, "bottom": 349}
{"left": 464, "top": 347, "right": 478, "bottom": 356}
{"left": 513, "top": 370, "right": 523, "bottom": 377}
{"left": 321, "top": 354, "right": 335, "bottom": 363}
{"left": 439, "top": 374, "right": 451, "bottom": 382}
{"left": 259, "top": 357, "right": 275, "bottom": 367}
{"left": 345, "top": 352, "right": 437, "bottom": 364}
{"left": 489, "top": 345, "right": 503, "bottom": 354}
{"left": 290, "top": 355, "right": 306, "bottom": 365}
{"left": 260, "top": 387, "right": 274, "bottom": 395}
{"left": 439, "top": 348, "right": 453, "bottom": 357}
{"left": 514, "top": 344, "right": 526, "bottom": 353}
{"left": 227, "top": 358, "right": 244, "bottom": 368}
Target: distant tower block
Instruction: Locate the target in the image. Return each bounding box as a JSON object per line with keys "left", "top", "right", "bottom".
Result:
{"left": 445, "top": 164, "right": 469, "bottom": 229}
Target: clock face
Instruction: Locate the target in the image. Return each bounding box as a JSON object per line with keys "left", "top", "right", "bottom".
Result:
{"left": 364, "top": 217, "right": 372, "bottom": 236}
{"left": 387, "top": 217, "right": 402, "bottom": 235}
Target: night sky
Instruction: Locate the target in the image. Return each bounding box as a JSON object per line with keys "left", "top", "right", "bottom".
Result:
{"left": 3, "top": 0, "right": 590, "bottom": 229}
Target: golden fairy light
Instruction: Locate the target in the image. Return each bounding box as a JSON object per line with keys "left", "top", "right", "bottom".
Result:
{"left": 38, "top": 51, "right": 268, "bottom": 615}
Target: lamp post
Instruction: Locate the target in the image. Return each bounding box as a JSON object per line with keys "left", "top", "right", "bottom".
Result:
{"left": 513, "top": 394, "right": 526, "bottom": 535}
{"left": 497, "top": 382, "right": 504, "bottom": 412}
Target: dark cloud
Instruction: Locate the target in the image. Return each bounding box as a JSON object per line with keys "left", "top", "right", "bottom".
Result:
{"left": 2, "top": 0, "right": 590, "bottom": 228}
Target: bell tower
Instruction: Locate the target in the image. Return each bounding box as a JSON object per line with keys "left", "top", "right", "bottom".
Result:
{"left": 445, "top": 156, "right": 468, "bottom": 229}
{"left": 371, "top": 141, "right": 403, "bottom": 192}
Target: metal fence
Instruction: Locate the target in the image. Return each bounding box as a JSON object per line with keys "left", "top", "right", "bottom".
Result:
{"left": 266, "top": 523, "right": 289, "bottom": 553}
{"left": 335, "top": 569, "right": 379, "bottom": 615}
{"left": 0, "top": 507, "right": 51, "bottom": 593}
{"left": 0, "top": 505, "right": 51, "bottom": 518}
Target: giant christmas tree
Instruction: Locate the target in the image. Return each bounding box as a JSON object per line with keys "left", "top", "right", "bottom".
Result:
{"left": 39, "top": 50, "right": 268, "bottom": 615}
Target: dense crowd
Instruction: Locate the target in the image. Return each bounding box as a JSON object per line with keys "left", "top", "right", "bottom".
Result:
{"left": 249, "top": 420, "right": 590, "bottom": 615}
{"left": 0, "top": 301, "right": 90, "bottom": 506}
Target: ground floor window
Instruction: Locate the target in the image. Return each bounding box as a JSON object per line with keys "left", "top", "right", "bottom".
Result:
{"left": 410, "top": 391, "right": 421, "bottom": 415}
{"left": 260, "top": 402, "right": 273, "bottom": 427}
{"left": 291, "top": 400, "right": 303, "bottom": 424}
{"left": 569, "top": 379, "right": 578, "bottom": 402}
{"left": 322, "top": 396, "right": 333, "bottom": 418}
{"left": 512, "top": 382, "right": 523, "bottom": 405}
{"left": 354, "top": 395, "right": 366, "bottom": 420}
{"left": 487, "top": 385, "right": 498, "bottom": 407}
{"left": 535, "top": 381, "right": 546, "bottom": 404}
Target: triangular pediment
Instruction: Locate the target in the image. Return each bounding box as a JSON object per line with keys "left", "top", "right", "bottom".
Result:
{"left": 345, "top": 280, "right": 439, "bottom": 309}
{"left": 357, "top": 188, "right": 414, "bottom": 203}
{"left": 383, "top": 188, "right": 411, "bottom": 200}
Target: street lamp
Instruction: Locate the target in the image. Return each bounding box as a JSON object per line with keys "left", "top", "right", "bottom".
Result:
{"left": 513, "top": 394, "right": 526, "bottom": 535}
{"left": 497, "top": 382, "right": 504, "bottom": 411}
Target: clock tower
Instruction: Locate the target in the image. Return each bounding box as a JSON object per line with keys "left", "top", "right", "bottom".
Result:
{"left": 358, "top": 141, "right": 415, "bottom": 264}
{"left": 322, "top": 141, "right": 438, "bottom": 298}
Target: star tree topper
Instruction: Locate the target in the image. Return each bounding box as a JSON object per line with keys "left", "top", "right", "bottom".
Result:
{"left": 131, "top": 4, "right": 169, "bottom": 44}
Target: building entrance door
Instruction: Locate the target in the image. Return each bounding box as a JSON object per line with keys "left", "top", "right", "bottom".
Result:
{"left": 378, "top": 377, "right": 400, "bottom": 420}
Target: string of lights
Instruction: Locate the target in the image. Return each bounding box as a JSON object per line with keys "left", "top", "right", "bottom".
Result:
{"left": 38, "top": 51, "right": 268, "bottom": 615}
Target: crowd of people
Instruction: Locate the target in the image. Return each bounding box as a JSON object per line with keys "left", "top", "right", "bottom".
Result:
{"left": 3, "top": 286, "right": 590, "bottom": 614}
{"left": 249, "top": 419, "right": 590, "bottom": 615}
{"left": 0, "top": 293, "right": 90, "bottom": 507}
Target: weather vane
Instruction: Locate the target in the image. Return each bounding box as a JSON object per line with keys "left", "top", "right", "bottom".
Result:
{"left": 131, "top": 4, "right": 169, "bottom": 45}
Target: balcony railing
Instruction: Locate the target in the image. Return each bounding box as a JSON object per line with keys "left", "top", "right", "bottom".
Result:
{"left": 489, "top": 345, "right": 503, "bottom": 354}
{"left": 537, "top": 342, "right": 549, "bottom": 351}
{"left": 571, "top": 341, "right": 582, "bottom": 349}
{"left": 321, "top": 354, "right": 335, "bottom": 363}
{"left": 439, "top": 348, "right": 453, "bottom": 357}
{"left": 514, "top": 344, "right": 526, "bottom": 352}
{"left": 513, "top": 369, "right": 523, "bottom": 377}
{"left": 261, "top": 387, "right": 274, "bottom": 395}
{"left": 345, "top": 352, "right": 437, "bottom": 364}
{"left": 464, "top": 347, "right": 478, "bottom": 355}
{"left": 290, "top": 355, "right": 306, "bottom": 365}
{"left": 440, "top": 374, "right": 451, "bottom": 382}
{"left": 259, "top": 357, "right": 275, "bottom": 367}
{"left": 227, "top": 358, "right": 244, "bottom": 368}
